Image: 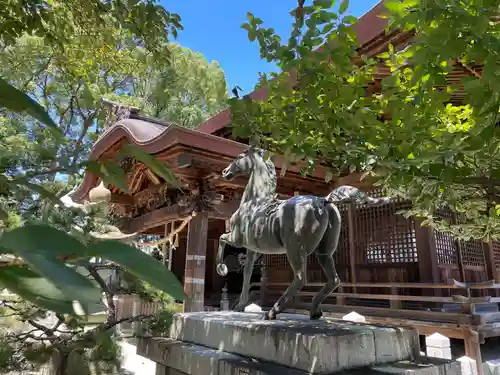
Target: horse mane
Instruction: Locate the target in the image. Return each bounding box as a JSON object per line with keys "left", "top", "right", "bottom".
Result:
{"left": 262, "top": 155, "right": 277, "bottom": 193}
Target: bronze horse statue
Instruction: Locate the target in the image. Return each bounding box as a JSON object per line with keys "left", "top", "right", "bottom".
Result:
{"left": 216, "top": 146, "right": 390, "bottom": 320}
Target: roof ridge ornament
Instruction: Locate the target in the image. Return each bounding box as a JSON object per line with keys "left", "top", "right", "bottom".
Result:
{"left": 101, "top": 98, "right": 140, "bottom": 129}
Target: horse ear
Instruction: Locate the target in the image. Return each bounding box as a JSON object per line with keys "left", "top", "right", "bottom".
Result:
{"left": 247, "top": 145, "right": 265, "bottom": 157}
{"left": 247, "top": 145, "right": 258, "bottom": 154}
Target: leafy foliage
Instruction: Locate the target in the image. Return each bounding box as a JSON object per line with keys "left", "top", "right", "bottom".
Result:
{"left": 0, "top": 296, "right": 176, "bottom": 374}
{"left": 126, "top": 43, "right": 228, "bottom": 128}
{"left": 0, "top": 2, "right": 192, "bottom": 313}
{"left": 231, "top": 0, "right": 500, "bottom": 241}
{"left": 0, "top": 0, "right": 229, "bottom": 372}
{"left": 0, "top": 0, "right": 182, "bottom": 60}
{"left": 0, "top": 0, "right": 230, "bottom": 310}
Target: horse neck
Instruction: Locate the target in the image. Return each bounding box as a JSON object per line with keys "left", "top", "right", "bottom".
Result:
{"left": 240, "top": 160, "right": 277, "bottom": 203}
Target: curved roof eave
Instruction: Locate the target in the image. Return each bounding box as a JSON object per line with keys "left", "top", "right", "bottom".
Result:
{"left": 70, "top": 118, "right": 247, "bottom": 202}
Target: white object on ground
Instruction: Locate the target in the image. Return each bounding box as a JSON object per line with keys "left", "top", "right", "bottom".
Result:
{"left": 425, "top": 333, "right": 451, "bottom": 360}
{"left": 244, "top": 303, "right": 263, "bottom": 313}
{"left": 342, "top": 311, "right": 366, "bottom": 323}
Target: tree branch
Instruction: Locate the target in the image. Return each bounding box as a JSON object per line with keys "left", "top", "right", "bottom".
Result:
{"left": 85, "top": 264, "right": 117, "bottom": 325}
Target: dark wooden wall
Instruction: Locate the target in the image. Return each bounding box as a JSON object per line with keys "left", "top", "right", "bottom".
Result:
{"left": 265, "top": 189, "right": 500, "bottom": 298}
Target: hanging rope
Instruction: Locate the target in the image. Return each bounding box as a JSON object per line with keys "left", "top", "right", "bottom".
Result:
{"left": 133, "top": 211, "right": 197, "bottom": 248}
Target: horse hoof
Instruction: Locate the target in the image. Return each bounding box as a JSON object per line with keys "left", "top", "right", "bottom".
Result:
{"left": 263, "top": 311, "right": 276, "bottom": 320}
{"left": 216, "top": 263, "right": 228, "bottom": 276}
{"left": 310, "top": 309, "right": 323, "bottom": 320}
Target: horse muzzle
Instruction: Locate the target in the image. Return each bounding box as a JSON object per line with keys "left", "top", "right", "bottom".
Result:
{"left": 222, "top": 167, "right": 234, "bottom": 180}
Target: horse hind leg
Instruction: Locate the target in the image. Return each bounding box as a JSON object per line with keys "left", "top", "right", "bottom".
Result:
{"left": 310, "top": 204, "right": 341, "bottom": 320}
{"left": 234, "top": 250, "right": 258, "bottom": 312}
{"left": 266, "top": 252, "right": 307, "bottom": 320}
{"left": 310, "top": 253, "right": 340, "bottom": 320}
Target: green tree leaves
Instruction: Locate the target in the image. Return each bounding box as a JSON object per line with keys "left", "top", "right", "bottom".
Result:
{"left": 339, "top": 0, "right": 349, "bottom": 14}
{"left": 0, "top": 224, "right": 186, "bottom": 315}
{"left": 0, "top": 0, "right": 182, "bottom": 61}
{"left": 232, "top": 0, "right": 500, "bottom": 241}
{"left": 0, "top": 78, "right": 59, "bottom": 134}
{"left": 87, "top": 241, "right": 185, "bottom": 300}
{"left": 0, "top": 0, "right": 198, "bottom": 316}
{"left": 0, "top": 267, "right": 75, "bottom": 314}
{"left": 130, "top": 43, "right": 228, "bottom": 128}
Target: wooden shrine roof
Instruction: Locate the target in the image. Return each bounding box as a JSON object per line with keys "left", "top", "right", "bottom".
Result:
{"left": 70, "top": 117, "right": 361, "bottom": 234}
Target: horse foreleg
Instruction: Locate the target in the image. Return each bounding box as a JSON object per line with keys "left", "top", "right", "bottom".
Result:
{"left": 234, "top": 250, "right": 258, "bottom": 312}
{"left": 266, "top": 253, "right": 307, "bottom": 320}
{"left": 216, "top": 232, "right": 231, "bottom": 276}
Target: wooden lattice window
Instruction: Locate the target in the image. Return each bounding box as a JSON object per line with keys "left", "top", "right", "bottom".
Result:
{"left": 265, "top": 254, "right": 288, "bottom": 268}
{"left": 354, "top": 193, "right": 417, "bottom": 265}
{"left": 452, "top": 213, "right": 486, "bottom": 268}
{"left": 434, "top": 208, "right": 457, "bottom": 265}
{"left": 459, "top": 240, "right": 485, "bottom": 267}
{"left": 492, "top": 242, "right": 500, "bottom": 270}
{"left": 335, "top": 203, "right": 350, "bottom": 265}
{"left": 366, "top": 188, "right": 386, "bottom": 198}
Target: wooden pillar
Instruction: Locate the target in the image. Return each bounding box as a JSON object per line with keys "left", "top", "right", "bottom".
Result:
{"left": 451, "top": 212, "right": 467, "bottom": 282}
{"left": 347, "top": 203, "right": 357, "bottom": 288}
{"left": 260, "top": 257, "right": 268, "bottom": 307}
{"left": 183, "top": 212, "right": 208, "bottom": 312}
{"left": 483, "top": 241, "right": 496, "bottom": 281}
{"left": 463, "top": 328, "right": 484, "bottom": 375}
{"left": 415, "top": 218, "right": 440, "bottom": 296}
{"left": 483, "top": 241, "right": 497, "bottom": 297}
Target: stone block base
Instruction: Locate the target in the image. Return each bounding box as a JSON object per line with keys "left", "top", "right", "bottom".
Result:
{"left": 137, "top": 337, "right": 462, "bottom": 375}
{"left": 135, "top": 312, "right": 461, "bottom": 375}
{"left": 169, "top": 312, "right": 420, "bottom": 373}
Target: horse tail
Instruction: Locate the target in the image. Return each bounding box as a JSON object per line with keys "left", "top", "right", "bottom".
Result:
{"left": 326, "top": 185, "right": 391, "bottom": 205}
{"left": 216, "top": 242, "right": 228, "bottom": 277}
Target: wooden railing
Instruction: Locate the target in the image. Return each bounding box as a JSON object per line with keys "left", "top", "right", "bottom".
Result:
{"left": 248, "top": 278, "right": 500, "bottom": 375}
{"left": 249, "top": 279, "right": 500, "bottom": 330}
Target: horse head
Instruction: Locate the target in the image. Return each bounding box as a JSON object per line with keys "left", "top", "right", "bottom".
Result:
{"left": 222, "top": 146, "right": 265, "bottom": 180}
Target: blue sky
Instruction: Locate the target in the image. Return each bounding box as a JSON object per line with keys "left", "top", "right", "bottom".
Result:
{"left": 163, "top": 1, "right": 380, "bottom": 95}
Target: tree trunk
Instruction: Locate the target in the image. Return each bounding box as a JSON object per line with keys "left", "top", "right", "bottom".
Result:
{"left": 51, "top": 350, "right": 91, "bottom": 375}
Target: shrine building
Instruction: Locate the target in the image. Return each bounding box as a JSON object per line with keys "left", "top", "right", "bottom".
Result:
{"left": 71, "top": 1, "right": 500, "bottom": 365}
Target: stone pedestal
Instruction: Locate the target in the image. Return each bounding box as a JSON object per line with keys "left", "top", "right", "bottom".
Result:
{"left": 136, "top": 312, "right": 462, "bottom": 375}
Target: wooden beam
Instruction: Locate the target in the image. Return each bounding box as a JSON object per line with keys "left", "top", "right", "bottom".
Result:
{"left": 208, "top": 199, "right": 239, "bottom": 220}
{"left": 110, "top": 193, "right": 134, "bottom": 205}
{"left": 127, "top": 202, "right": 196, "bottom": 233}
{"left": 126, "top": 197, "right": 239, "bottom": 233}
{"left": 332, "top": 172, "right": 372, "bottom": 190}
{"left": 183, "top": 212, "right": 209, "bottom": 312}
{"left": 204, "top": 171, "right": 334, "bottom": 196}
